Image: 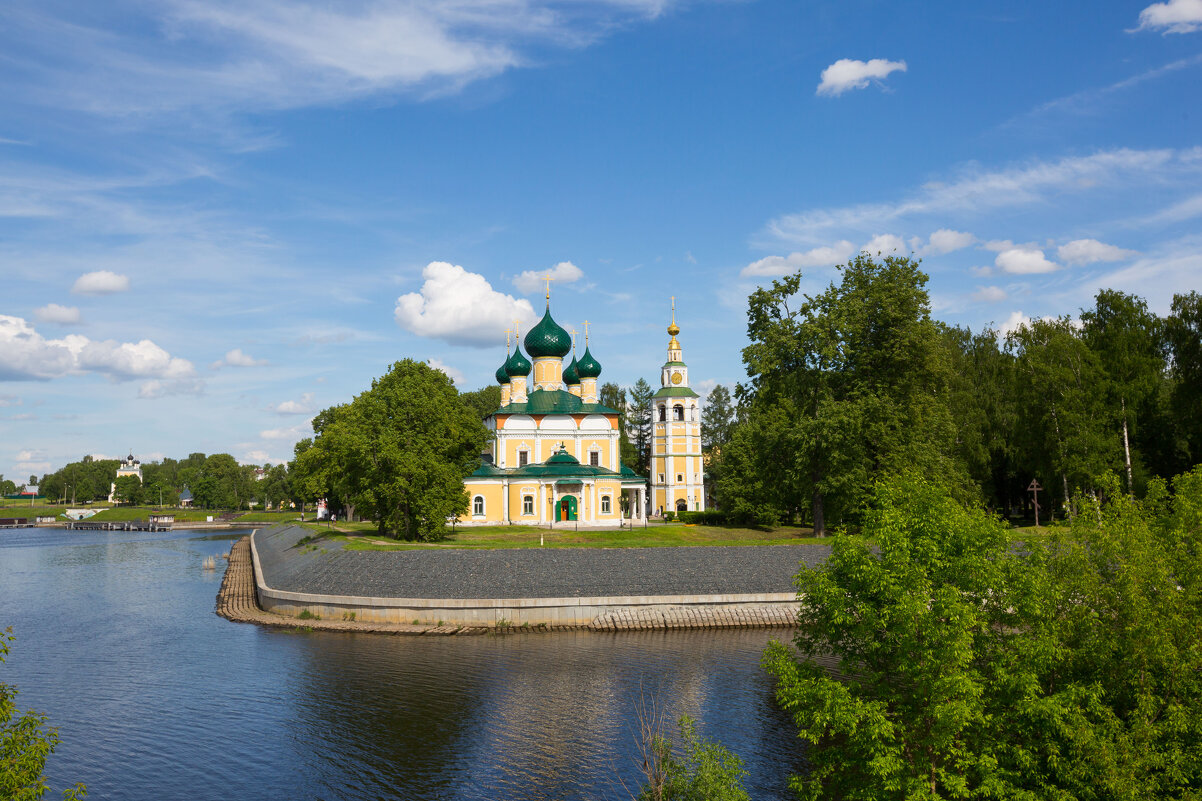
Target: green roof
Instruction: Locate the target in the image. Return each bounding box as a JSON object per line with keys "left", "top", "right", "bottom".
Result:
{"left": 492, "top": 388, "right": 619, "bottom": 416}
{"left": 505, "top": 344, "right": 532, "bottom": 377}
{"left": 525, "top": 306, "right": 572, "bottom": 358}
{"left": 662, "top": 360, "right": 687, "bottom": 367}
{"left": 562, "top": 355, "right": 580, "bottom": 385}
{"left": 469, "top": 462, "right": 510, "bottom": 478}
{"left": 576, "top": 346, "right": 602, "bottom": 379}
{"left": 651, "top": 386, "right": 700, "bottom": 399}
{"left": 466, "top": 449, "right": 649, "bottom": 483}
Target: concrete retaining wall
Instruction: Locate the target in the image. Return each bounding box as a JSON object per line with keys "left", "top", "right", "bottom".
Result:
{"left": 249, "top": 530, "right": 799, "bottom": 629}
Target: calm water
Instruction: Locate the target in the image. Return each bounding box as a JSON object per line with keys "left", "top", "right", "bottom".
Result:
{"left": 0, "top": 527, "right": 804, "bottom": 800}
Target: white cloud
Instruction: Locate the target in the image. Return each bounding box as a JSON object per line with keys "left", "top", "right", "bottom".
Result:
{"left": 513, "top": 261, "right": 585, "bottom": 294}
{"left": 0, "top": 314, "right": 195, "bottom": 383}
{"left": 0, "top": 394, "right": 21, "bottom": 407}
{"left": 740, "top": 240, "right": 856, "bottom": 277}
{"left": 765, "top": 147, "right": 1199, "bottom": 245}
{"left": 260, "top": 421, "right": 313, "bottom": 441}
{"left": 138, "top": 379, "right": 204, "bottom": 399}
{"left": 427, "top": 358, "right": 465, "bottom": 385}
{"left": 862, "top": 234, "right": 906, "bottom": 254}
{"left": 33, "top": 304, "right": 81, "bottom": 324}
{"left": 395, "top": 261, "right": 537, "bottom": 348}
{"left": 71, "top": 270, "right": 130, "bottom": 295}
{"left": 211, "top": 348, "right": 268, "bottom": 369}
{"left": 816, "top": 58, "right": 907, "bottom": 97}
{"left": 1056, "top": 239, "right": 1138, "bottom": 265}
{"left": 972, "top": 286, "right": 1009, "bottom": 303}
{"left": 995, "top": 248, "right": 1059, "bottom": 275}
{"left": 271, "top": 393, "right": 313, "bottom": 415}
{"left": 1133, "top": 0, "right": 1202, "bottom": 32}
{"left": 923, "top": 229, "right": 976, "bottom": 255}
{"left": 998, "top": 310, "right": 1032, "bottom": 339}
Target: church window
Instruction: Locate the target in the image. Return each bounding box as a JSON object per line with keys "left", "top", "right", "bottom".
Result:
{"left": 658, "top": 405, "right": 666, "bottom": 422}
{"left": 659, "top": 474, "right": 665, "bottom": 483}
{"left": 677, "top": 474, "right": 683, "bottom": 483}
{"left": 589, "top": 451, "right": 600, "bottom": 466}
{"left": 601, "top": 496, "right": 611, "bottom": 514}
{"left": 673, "top": 404, "right": 684, "bottom": 421}
{"left": 522, "top": 495, "right": 534, "bottom": 515}
{"left": 519, "top": 450, "right": 529, "bottom": 467}
{"left": 472, "top": 496, "right": 484, "bottom": 515}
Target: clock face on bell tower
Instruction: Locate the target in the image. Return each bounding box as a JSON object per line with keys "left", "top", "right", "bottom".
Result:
{"left": 671, "top": 372, "right": 682, "bottom": 384}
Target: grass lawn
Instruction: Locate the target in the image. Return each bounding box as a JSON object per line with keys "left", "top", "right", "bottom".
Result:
{"left": 297, "top": 520, "right": 825, "bottom": 550}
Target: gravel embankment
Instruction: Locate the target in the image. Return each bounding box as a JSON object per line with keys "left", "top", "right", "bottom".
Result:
{"left": 253, "top": 525, "right": 831, "bottom": 599}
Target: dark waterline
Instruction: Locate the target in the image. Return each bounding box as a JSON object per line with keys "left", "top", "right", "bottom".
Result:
{"left": 0, "top": 527, "right": 804, "bottom": 800}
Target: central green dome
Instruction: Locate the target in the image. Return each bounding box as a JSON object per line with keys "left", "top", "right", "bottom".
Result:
{"left": 524, "top": 307, "right": 572, "bottom": 358}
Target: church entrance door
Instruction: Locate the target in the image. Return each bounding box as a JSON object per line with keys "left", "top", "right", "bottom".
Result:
{"left": 559, "top": 495, "right": 578, "bottom": 521}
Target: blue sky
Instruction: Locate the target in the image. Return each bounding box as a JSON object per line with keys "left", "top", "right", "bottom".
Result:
{"left": 3, "top": 0, "right": 1201, "bottom": 480}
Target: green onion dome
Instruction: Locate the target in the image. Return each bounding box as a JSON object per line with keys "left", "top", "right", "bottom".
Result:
{"left": 524, "top": 307, "right": 572, "bottom": 358}
{"left": 576, "top": 346, "right": 602, "bottom": 379}
{"left": 495, "top": 360, "right": 510, "bottom": 385}
{"left": 562, "top": 355, "right": 580, "bottom": 385}
{"left": 505, "top": 344, "right": 532, "bottom": 377}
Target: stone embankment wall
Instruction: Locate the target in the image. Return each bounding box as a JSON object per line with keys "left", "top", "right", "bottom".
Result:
{"left": 218, "top": 525, "right": 825, "bottom": 633}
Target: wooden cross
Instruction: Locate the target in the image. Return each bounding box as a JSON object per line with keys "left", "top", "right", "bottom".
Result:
{"left": 1028, "top": 479, "right": 1043, "bottom": 528}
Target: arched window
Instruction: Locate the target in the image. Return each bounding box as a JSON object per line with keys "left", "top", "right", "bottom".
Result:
{"left": 673, "top": 404, "right": 684, "bottom": 421}
{"left": 676, "top": 499, "right": 688, "bottom": 512}
{"left": 473, "top": 496, "right": 484, "bottom": 515}
{"left": 601, "top": 496, "right": 611, "bottom": 514}
{"left": 522, "top": 495, "right": 534, "bottom": 515}
{"left": 658, "top": 405, "right": 666, "bottom": 422}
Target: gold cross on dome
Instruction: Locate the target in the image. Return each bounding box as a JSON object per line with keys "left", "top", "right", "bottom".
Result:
{"left": 569, "top": 328, "right": 577, "bottom": 353}
{"left": 544, "top": 272, "right": 553, "bottom": 300}
{"left": 513, "top": 319, "right": 521, "bottom": 340}
{"left": 670, "top": 296, "right": 676, "bottom": 325}
{"left": 504, "top": 327, "right": 511, "bottom": 353}
{"left": 584, "top": 320, "right": 590, "bottom": 344}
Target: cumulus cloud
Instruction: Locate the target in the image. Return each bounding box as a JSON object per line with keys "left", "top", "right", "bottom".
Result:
{"left": 0, "top": 314, "right": 195, "bottom": 383}
{"left": 995, "top": 248, "right": 1059, "bottom": 275}
{"left": 1056, "top": 238, "right": 1138, "bottom": 265}
{"left": 271, "top": 393, "right": 313, "bottom": 415}
{"left": 1132, "top": 0, "right": 1202, "bottom": 32}
{"left": 427, "top": 358, "right": 465, "bottom": 385}
{"left": 395, "top": 261, "right": 537, "bottom": 348}
{"left": 260, "top": 421, "right": 313, "bottom": 441}
{"left": 513, "top": 261, "right": 584, "bottom": 294}
{"left": 211, "top": 348, "right": 268, "bottom": 369}
{"left": 998, "top": 310, "right": 1032, "bottom": 339}
{"left": 33, "top": 304, "right": 81, "bottom": 324}
{"left": 71, "top": 270, "right": 130, "bottom": 295}
{"left": 862, "top": 234, "right": 907, "bottom": 254}
{"left": 972, "top": 286, "right": 1009, "bottom": 303}
{"left": 923, "top": 229, "right": 976, "bottom": 255}
{"left": 817, "top": 58, "right": 907, "bottom": 97}
{"left": 741, "top": 241, "right": 856, "bottom": 277}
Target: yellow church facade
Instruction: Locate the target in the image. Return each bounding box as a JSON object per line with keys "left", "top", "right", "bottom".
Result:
{"left": 459, "top": 298, "right": 647, "bottom": 526}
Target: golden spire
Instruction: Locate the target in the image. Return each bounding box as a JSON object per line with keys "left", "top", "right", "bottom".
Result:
{"left": 584, "top": 319, "right": 590, "bottom": 345}
{"left": 668, "top": 296, "right": 680, "bottom": 337}
{"left": 544, "top": 272, "right": 553, "bottom": 303}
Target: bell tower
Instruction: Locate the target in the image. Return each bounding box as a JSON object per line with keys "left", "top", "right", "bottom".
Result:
{"left": 650, "top": 298, "right": 704, "bottom": 516}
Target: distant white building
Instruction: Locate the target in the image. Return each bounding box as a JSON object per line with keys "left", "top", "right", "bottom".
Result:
{"left": 109, "top": 452, "right": 143, "bottom": 502}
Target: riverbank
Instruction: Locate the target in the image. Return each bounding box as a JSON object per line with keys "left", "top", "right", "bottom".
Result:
{"left": 219, "top": 524, "right": 824, "bottom": 632}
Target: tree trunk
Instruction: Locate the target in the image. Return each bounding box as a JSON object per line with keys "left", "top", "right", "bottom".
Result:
{"left": 1121, "top": 397, "right": 1134, "bottom": 497}
{"left": 812, "top": 483, "right": 825, "bottom": 537}
{"left": 1062, "top": 473, "right": 1071, "bottom": 523}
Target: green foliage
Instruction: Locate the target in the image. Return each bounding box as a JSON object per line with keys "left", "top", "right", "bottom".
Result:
{"left": 731, "top": 253, "right": 966, "bottom": 534}
{"left": 111, "top": 475, "right": 143, "bottom": 506}
{"left": 293, "top": 359, "right": 489, "bottom": 540}
{"left": 638, "top": 716, "right": 750, "bottom": 801}
{"left": 1, "top": 629, "right": 86, "bottom": 801}
{"left": 700, "top": 384, "right": 735, "bottom": 453}
{"left": 600, "top": 382, "right": 638, "bottom": 467}
{"left": 766, "top": 470, "right": 1202, "bottom": 800}
{"left": 1166, "top": 291, "right": 1202, "bottom": 469}
{"left": 459, "top": 385, "right": 502, "bottom": 420}
{"left": 629, "top": 378, "right": 655, "bottom": 476}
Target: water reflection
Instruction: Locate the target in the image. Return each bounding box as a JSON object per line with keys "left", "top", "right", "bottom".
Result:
{"left": 1, "top": 528, "right": 803, "bottom": 800}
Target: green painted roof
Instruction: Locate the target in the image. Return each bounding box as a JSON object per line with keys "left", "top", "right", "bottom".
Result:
{"left": 576, "top": 346, "right": 602, "bottom": 379}
{"left": 524, "top": 306, "right": 572, "bottom": 358}
{"left": 467, "top": 453, "right": 648, "bottom": 484}
{"left": 505, "top": 344, "right": 532, "bottom": 377}
{"left": 469, "top": 462, "right": 509, "bottom": 477}
{"left": 492, "top": 388, "right": 619, "bottom": 416}
{"left": 562, "top": 355, "right": 580, "bottom": 385}
{"left": 662, "top": 361, "right": 687, "bottom": 367}
{"left": 651, "top": 386, "right": 700, "bottom": 399}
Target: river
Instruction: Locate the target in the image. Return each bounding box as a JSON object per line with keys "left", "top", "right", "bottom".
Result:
{"left": 0, "top": 527, "right": 804, "bottom": 800}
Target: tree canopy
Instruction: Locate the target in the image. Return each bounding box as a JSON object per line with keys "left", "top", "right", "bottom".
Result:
{"left": 291, "top": 359, "right": 489, "bottom": 539}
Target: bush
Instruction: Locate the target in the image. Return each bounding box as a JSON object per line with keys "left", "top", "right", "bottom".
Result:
{"left": 662, "top": 511, "right": 675, "bottom": 522}
{"left": 678, "top": 510, "right": 730, "bottom": 526}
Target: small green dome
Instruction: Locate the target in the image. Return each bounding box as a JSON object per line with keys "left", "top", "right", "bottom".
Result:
{"left": 495, "top": 360, "right": 510, "bottom": 385}
{"left": 505, "top": 345, "right": 532, "bottom": 377}
{"left": 524, "top": 307, "right": 572, "bottom": 358}
{"left": 562, "top": 355, "right": 580, "bottom": 385}
{"left": 576, "top": 346, "right": 602, "bottom": 379}
{"left": 546, "top": 447, "right": 579, "bottom": 465}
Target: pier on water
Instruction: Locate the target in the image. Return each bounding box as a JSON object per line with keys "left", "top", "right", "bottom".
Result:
{"left": 67, "top": 519, "right": 174, "bottom": 532}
